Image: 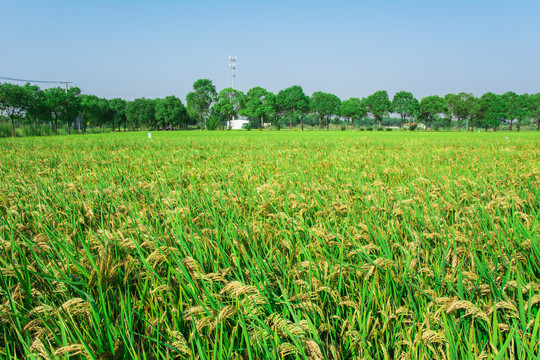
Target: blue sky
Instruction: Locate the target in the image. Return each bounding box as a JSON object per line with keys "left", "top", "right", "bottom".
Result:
{"left": 1, "top": 0, "right": 539, "bottom": 101}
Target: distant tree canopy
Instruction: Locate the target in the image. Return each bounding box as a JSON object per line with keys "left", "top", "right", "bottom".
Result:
{"left": 0, "top": 82, "right": 32, "bottom": 137}
{"left": 392, "top": 91, "right": 419, "bottom": 128}
{"left": 213, "top": 88, "right": 245, "bottom": 130}
{"left": 108, "top": 98, "right": 127, "bottom": 131}
{"left": 445, "top": 92, "right": 474, "bottom": 131}
{"left": 420, "top": 95, "right": 447, "bottom": 131}
{"left": 125, "top": 98, "right": 155, "bottom": 130}
{"left": 1, "top": 79, "right": 540, "bottom": 137}
{"left": 81, "top": 94, "right": 113, "bottom": 131}
{"left": 310, "top": 91, "right": 341, "bottom": 130}
{"left": 477, "top": 93, "right": 508, "bottom": 131}
{"left": 276, "top": 85, "right": 309, "bottom": 131}
{"left": 242, "top": 87, "right": 275, "bottom": 131}
{"left": 340, "top": 97, "right": 367, "bottom": 129}
{"left": 186, "top": 79, "right": 217, "bottom": 130}
{"left": 531, "top": 93, "right": 540, "bottom": 130}
{"left": 155, "top": 96, "right": 188, "bottom": 129}
{"left": 365, "top": 90, "right": 391, "bottom": 129}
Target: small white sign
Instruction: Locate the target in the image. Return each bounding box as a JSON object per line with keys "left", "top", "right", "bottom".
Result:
{"left": 148, "top": 133, "right": 152, "bottom": 139}
{"left": 505, "top": 137, "right": 509, "bottom": 140}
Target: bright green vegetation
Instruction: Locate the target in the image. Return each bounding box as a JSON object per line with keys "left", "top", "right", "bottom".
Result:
{"left": 2, "top": 80, "right": 540, "bottom": 138}
{"left": 1, "top": 131, "right": 539, "bottom": 359}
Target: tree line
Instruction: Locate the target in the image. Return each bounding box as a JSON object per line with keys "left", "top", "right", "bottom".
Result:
{"left": 0, "top": 83, "right": 194, "bottom": 137}
{"left": 1, "top": 79, "right": 539, "bottom": 137}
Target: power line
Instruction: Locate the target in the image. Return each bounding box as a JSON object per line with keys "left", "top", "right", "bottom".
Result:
{"left": 0, "top": 76, "right": 69, "bottom": 85}
{"left": 1, "top": 76, "right": 92, "bottom": 97}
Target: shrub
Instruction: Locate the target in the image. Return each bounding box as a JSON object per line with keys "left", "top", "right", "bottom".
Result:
{"left": 409, "top": 124, "right": 418, "bottom": 131}
{"left": 366, "top": 127, "right": 373, "bottom": 131}
{"left": 0, "top": 122, "right": 12, "bottom": 138}
{"left": 205, "top": 116, "right": 221, "bottom": 131}
{"left": 385, "top": 128, "right": 393, "bottom": 131}
{"left": 377, "top": 128, "right": 384, "bottom": 131}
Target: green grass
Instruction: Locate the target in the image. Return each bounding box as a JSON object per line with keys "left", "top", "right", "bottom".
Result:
{"left": 0, "top": 130, "right": 539, "bottom": 359}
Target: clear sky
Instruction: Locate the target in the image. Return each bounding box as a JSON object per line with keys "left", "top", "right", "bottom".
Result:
{"left": 1, "top": 0, "right": 539, "bottom": 101}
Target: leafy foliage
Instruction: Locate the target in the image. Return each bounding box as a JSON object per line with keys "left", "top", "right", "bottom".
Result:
{"left": 155, "top": 96, "right": 188, "bottom": 129}
{"left": 276, "top": 85, "right": 309, "bottom": 130}
{"left": 186, "top": 79, "right": 217, "bottom": 129}
{"left": 477, "top": 93, "right": 507, "bottom": 131}
{"left": 242, "top": 87, "right": 275, "bottom": 130}
{"left": 392, "top": 91, "right": 419, "bottom": 128}
{"left": 445, "top": 92, "right": 475, "bottom": 131}
{"left": 213, "top": 88, "right": 245, "bottom": 130}
{"left": 0, "top": 82, "right": 33, "bottom": 136}
{"left": 125, "top": 97, "right": 155, "bottom": 130}
{"left": 365, "top": 90, "right": 391, "bottom": 129}
{"left": 420, "top": 95, "right": 447, "bottom": 130}
{"left": 2, "top": 80, "right": 540, "bottom": 136}
{"left": 310, "top": 91, "right": 341, "bottom": 130}
{"left": 340, "top": 97, "right": 366, "bottom": 129}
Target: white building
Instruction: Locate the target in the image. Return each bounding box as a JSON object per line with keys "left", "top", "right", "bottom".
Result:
{"left": 229, "top": 118, "right": 249, "bottom": 130}
{"left": 403, "top": 122, "right": 427, "bottom": 130}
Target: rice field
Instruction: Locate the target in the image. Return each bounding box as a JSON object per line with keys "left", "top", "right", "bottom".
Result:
{"left": 1, "top": 131, "right": 539, "bottom": 360}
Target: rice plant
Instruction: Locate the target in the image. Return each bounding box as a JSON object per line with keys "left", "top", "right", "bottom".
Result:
{"left": 0, "top": 131, "right": 539, "bottom": 359}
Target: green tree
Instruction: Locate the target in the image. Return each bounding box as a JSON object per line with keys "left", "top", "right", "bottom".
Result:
{"left": 155, "top": 96, "right": 187, "bottom": 130}
{"left": 270, "top": 101, "right": 282, "bottom": 130}
{"left": 213, "top": 88, "right": 245, "bottom": 130}
{"left": 80, "top": 95, "right": 113, "bottom": 132}
{"left": 419, "top": 95, "right": 446, "bottom": 131}
{"left": 310, "top": 91, "right": 341, "bottom": 130}
{"left": 0, "top": 83, "right": 32, "bottom": 137}
{"left": 530, "top": 93, "right": 540, "bottom": 131}
{"left": 186, "top": 79, "right": 217, "bottom": 130}
{"left": 97, "top": 98, "right": 114, "bottom": 131}
{"left": 109, "top": 98, "right": 127, "bottom": 131}
{"left": 340, "top": 97, "right": 367, "bottom": 129}
{"left": 514, "top": 94, "right": 531, "bottom": 132}
{"left": 276, "top": 85, "right": 309, "bottom": 130}
{"left": 441, "top": 106, "right": 454, "bottom": 130}
{"left": 502, "top": 91, "right": 519, "bottom": 131}
{"left": 242, "top": 87, "right": 275, "bottom": 131}
{"left": 125, "top": 98, "right": 154, "bottom": 130}
{"left": 392, "top": 91, "right": 419, "bottom": 129}
{"left": 503, "top": 92, "right": 531, "bottom": 132}
{"left": 23, "top": 83, "right": 50, "bottom": 130}
{"left": 80, "top": 94, "right": 101, "bottom": 130}
{"left": 445, "top": 92, "right": 475, "bottom": 131}
{"left": 43, "top": 86, "right": 81, "bottom": 134}
{"left": 365, "top": 90, "right": 391, "bottom": 129}
{"left": 465, "top": 96, "right": 479, "bottom": 131}
{"left": 477, "top": 92, "right": 507, "bottom": 131}
{"left": 206, "top": 106, "right": 226, "bottom": 131}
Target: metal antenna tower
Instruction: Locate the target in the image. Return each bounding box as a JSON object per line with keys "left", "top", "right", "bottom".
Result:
{"left": 228, "top": 56, "right": 237, "bottom": 89}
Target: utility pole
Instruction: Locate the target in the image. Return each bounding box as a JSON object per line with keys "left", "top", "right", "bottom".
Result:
{"left": 60, "top": 81, "right": 72, "bottom": 93}
{"left": 60, "top": 81, "right": 73, "bottom": 134}
{"left": 228, "top": 56, "right": 237, "bottom": 89}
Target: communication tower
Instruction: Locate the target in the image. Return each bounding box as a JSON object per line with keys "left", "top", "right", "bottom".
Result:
{"left": 228, "top": 56, "right": 237, "bottom": 89}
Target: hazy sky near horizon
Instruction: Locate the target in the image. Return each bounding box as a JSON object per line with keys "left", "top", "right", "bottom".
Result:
{"left": 1, "top": 0, "right": 539, "bottom": 101}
